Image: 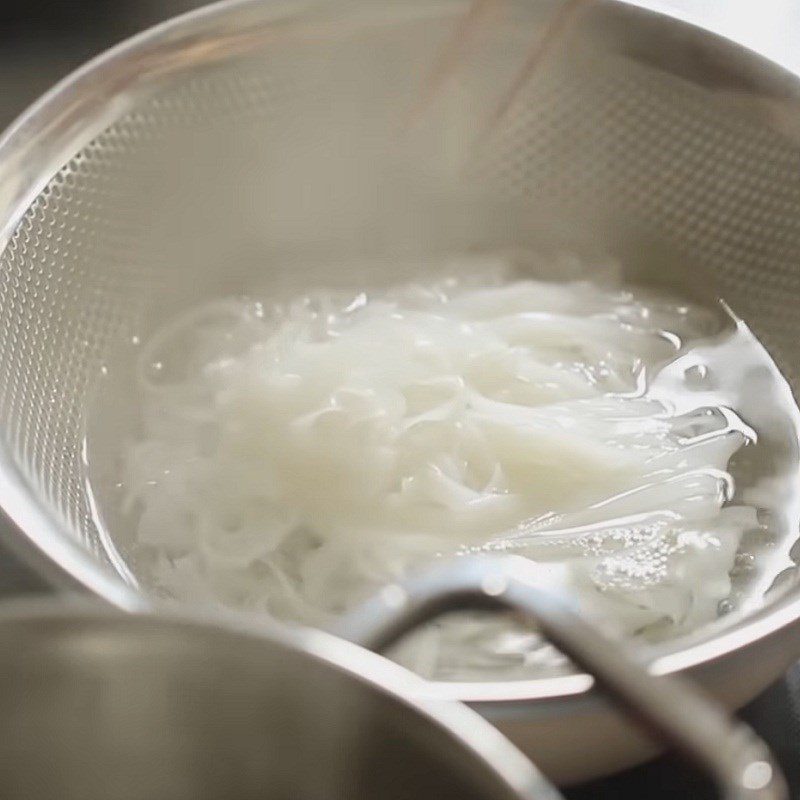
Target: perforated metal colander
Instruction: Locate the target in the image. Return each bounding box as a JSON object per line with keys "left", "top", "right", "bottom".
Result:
{"left": 3, "top": 0, "right": 800, "bottom": 782}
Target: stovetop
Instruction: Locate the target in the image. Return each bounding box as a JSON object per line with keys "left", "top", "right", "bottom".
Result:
{"left": 0, "top": 2, "right": 798, "bottom": 797}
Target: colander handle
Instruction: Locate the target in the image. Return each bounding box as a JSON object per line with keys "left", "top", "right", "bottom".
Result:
{"left": 337, "top": 555, "right": 787, "bottom": 800}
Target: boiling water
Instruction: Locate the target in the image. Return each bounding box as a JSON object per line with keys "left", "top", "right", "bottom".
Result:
{"left": 84, "top": 256, "right": 800, "bottom": 681}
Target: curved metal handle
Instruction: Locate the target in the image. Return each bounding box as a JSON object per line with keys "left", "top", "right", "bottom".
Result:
{"left": 337, "top": 555, "right": 787, "bottom": 800}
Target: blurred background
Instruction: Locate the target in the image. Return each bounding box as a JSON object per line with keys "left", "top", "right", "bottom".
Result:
{"left": 1, "top": 0, "right": 799, "bottom": 135}
{"left": 0, "top": 0, "right": 206, "bottom": 131}
{"left": 0, "top": 1, "right": 799, "bottom": 797}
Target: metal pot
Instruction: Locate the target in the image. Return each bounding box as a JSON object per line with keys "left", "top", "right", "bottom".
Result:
{"left": 1, "top": 0, "right": 800, "bottom": 784}
{"left": 0, "top": 598, "right": 558, "bottom": 800}
{"left": 0, "top": 563, "right": 787, "bottom": 800}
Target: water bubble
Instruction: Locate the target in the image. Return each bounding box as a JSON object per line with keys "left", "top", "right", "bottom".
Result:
{"left": 684, "top": 363, "right": 708, "bottom": 388}
{"left": 732, "top": 552, "right": 756, "bottom": 575}
{"left": 718, "top": 598, "right": 736, "bottom": 615}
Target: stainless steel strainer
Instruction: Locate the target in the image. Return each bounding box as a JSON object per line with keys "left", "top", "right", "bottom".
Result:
{"left": 3, "top": 0, "right": 800, "bottom": 784}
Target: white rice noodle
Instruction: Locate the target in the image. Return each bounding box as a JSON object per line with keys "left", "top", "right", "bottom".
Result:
{"left": 122, "top": 261, "right": 756, "bottom": 679}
